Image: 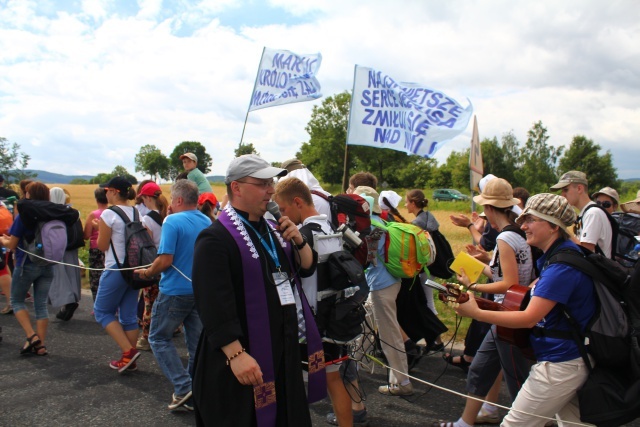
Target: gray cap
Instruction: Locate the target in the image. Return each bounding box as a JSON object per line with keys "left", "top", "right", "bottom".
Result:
{"left": 225, "top": 154, "right": 287, "bottom": 184}
{"left": 179, "top": 152, "right": 198, "bottom": 163}
{"left": 550, "top": 171, "right": 588, "bottom": 190}
{"left": 591, "top": 187, "right": 620, "bottom": 204}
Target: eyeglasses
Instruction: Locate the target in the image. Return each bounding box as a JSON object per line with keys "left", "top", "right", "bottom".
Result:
{"left": 236, "top": 179, "right": 275, "bottom": 189}
{"left": 521, "top": 216, "right": 544, "bottom": 224}
{"left": 596, "top": 200, "right": 613, "bottom": 209}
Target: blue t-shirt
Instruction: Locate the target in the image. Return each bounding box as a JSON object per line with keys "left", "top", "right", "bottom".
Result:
{"left": 8, "top": 215, "right": 34, "bottom": 266}
{"left": 530, "top": 239, "right": 596, "bottom": 362}
{"left": 158, "top": 209, "right": 211, "bottom": 296}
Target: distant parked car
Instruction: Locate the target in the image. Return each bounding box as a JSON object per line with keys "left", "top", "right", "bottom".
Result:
{"left": 433, "top": 189, "right": 470, "bottom": 202}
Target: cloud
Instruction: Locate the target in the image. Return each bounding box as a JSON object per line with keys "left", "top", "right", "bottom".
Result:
{"left": 0, "top": 0, "right": 639, "bottom": 181}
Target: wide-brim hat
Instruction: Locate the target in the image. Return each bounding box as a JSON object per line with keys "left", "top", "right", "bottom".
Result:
{"left": 379, "top": 190, "right": 402, "bottom": 210}
{"left": 621, "top": 197, "right": 640, "bottom": 214}
{"left": 225, "top": 154, "right": 287, "bottom": 185}
{"left": 354, "top": 185, "right": 381, "bottom": 214}
{"left": 473, "top": 178, "right": 520, "bottom": 208}
{"left": 516, "top": 193, "right": 577, "bottom": 231}
{"left": 591, "top": 186, "right": 620, "bottom": 204}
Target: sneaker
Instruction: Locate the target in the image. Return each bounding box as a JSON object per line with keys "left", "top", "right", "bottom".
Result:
{"left": 476, "top": 407, "right": 500, "bottom": 424}
{"left": 168, "top": 391, "right": 193, "bottom": 411}
{"left": 326, "top": 409, "right": 369, "bottom": 426}
{"left": 378, "top": 383, "right": 413, "bottom": 396}
{"left": 127, "top": 362, "right": 138, "bottom": 372}
{"left": 109, "top": 348, "right": 140, "bottom": 373}
{"left": 136, "top": 336, "right": 151, "bottom": 351}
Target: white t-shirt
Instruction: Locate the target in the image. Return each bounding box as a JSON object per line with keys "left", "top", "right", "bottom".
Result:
{"left": 101, "top": 206, "right": 137, "bottom": 267}
{"left": 578, "top": 202, "right": 613, "bottom": 258}
{"left": 141, "top": 211, "right": 163, "bottom": 248}
{"left": 489, "top": 230, "right": 534, "bottom": 304}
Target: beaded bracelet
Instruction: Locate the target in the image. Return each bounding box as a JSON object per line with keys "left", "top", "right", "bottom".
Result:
{"left": 226, "top": 348, "right": 246, "bottom": 365}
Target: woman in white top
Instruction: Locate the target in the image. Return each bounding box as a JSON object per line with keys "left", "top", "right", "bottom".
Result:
{"left": 135, "top": 181, "right": 168, "bottom": 351}
{"left": 94, "top": 176, "right": 141, "bottom": 373}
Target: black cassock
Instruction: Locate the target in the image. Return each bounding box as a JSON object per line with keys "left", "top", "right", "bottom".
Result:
{"left": 192, "top": 214, "right": 313, "bottom": 427}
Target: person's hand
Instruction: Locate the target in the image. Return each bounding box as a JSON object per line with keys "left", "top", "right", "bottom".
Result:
{"left": 470, "top": 213, "right": 485, "bottom": 233}
{"left": 456, "top": 267, "right": 472, "bottom": 288}
{"left": 277, "top": 216, "right": 304, "bottom": 246}
{"left": 450, "top": 214, "right": 472, "bottom": 228}
{"left": 230, "top": 352, "right": 264, "bottom": 386}
{"left": 455, "top": 291, "right": 480, "bottom": 318}
{"left": 91, "top": 218, "right": 100, "bottom": 228}
{"left": 466, "top": 244, "right": 490, "bottom": 264}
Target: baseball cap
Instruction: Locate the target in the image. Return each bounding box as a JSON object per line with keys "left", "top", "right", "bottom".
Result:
{"left": 473, "top": 178, "right": 520, "bottom": 208}
{"left": 379, "top": 190, "right": 402, "bottom": 210}
{"left": 225, "top": 154, "right": 287, "bottom": 185}
{"left": 280, "top": 158, "right": 306, "bottom": 172}
{"left": 139, "top": 182, "right": 162, "bottom": 197}
{"left": 355, "top": 186, "right": 381, "bottom": 214}
{"left": 591, "top": 187, "right": 620, "bottom": 204}
{"left": 179, "top": 152, "right": 198, "bottom": 163}
{"left": 100, "top": 176, "right": 133, "bottom": 194}
{"left": 516, "top": 193, "right": 577, "bottom": 231}
{"left": 198, "top": 192, "right": 219, "bottom": 207}
{"left": 550, "top": 171, "right": 588, "bottom": 190}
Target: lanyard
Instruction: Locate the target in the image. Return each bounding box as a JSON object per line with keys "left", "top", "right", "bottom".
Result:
{"left": 238, "top": 215, "right": 281, "bottom": 270}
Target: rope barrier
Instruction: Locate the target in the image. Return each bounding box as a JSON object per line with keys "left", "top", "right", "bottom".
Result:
{"left": 14, "top": 247, "right": 151, "bottom": 271}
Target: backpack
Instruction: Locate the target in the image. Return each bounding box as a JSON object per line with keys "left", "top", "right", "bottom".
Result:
{"left": 311, "top": 191, "right": 372, "bottom": 267}
{"left": 580, "top": 204, "right": 619, "bottom": 259}
{"left": 300, "top": 222, "right": 368, "bottom": 343}
{"left": 109, "top": 206, "right": 158, "bottom": 290}
{"left": 22, "top": 220, "right": 68, "bottom": 266}
{"left": 611, "top": 211, "right": 640, "bottom": 267}
{"left": 65, "top": 219, "right": 86, "bottom": 250}
{"left": 145, "top": 211, "right": 163, "bottom": 227}
{"left": 500, "top": 224, "right": 543, "bottom": 277}
{"left": 370, "top": 218, "right": 435, "bottom": 279}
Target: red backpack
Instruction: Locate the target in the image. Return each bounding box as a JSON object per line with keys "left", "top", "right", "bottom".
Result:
{"left": 311, "top": 191, "right": 372, "bottom": 267}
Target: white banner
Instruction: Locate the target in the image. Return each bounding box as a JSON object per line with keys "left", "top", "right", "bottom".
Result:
{"left": 347, "top": 65, "right": 473, "bottom": 157}
{"left": 248, "top": 48, "right": 322, "bottom": 112}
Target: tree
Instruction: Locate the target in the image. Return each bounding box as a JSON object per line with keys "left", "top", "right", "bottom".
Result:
{"left": 0, "top": 137, "right": 37, "bottom": 183}
{"left": 169, "top": 142, "right": 213, "bottom": 179}
{"left": 297, "top": 92, "right": 353, "bottom": 185}
{"left": 480, "top": 132, "right": 521, "bottom": 185}
{"left": 90, "top": 166, "right": 137, "bottom": 185}
{"left": 514, "top": 121, "right": 563, "bottom": 193}
{"left": 431, "top": 149, "right": 470, "bottom": 189}
{"left": 350, "top": 146, "right": 411, "bottom": 188}
{"left": 135, "top": 144, "right": 170, "bottom": 181}
{"left": 235, "top": 143, "right": 259, "bottom": 157}
{"left": 558, "top": 135, "right": 619, "bottom": 191}
{"left": 69, "top": 178, "right": 89, "bottom": 184}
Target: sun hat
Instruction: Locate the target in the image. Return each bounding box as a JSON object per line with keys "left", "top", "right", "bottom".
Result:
{"left": 100, "top": 176, "right": 133, "bottom": 194}
{"left": 516, "top": 193, "right": 577, "bottom": 231}
{"left": 179, "top": 152, "right": 198, "bottom": 163}
{"left": 354, "top": 186, "right": 381, "bottom": 214}
{"left": 225, "top": 154, "right": 287, "bottom": 185}
{"left": 472, "top": 178, "right": 520, "bottom": 208}
{"left": 198, "top": 192, "right": 219, "bottom": 207}
{"left": 280, "top": 158, "right": 306, "bottom": 172}
{"left": 550, "top": 171, "right": 588, "bottom": 190}
{"left": 591, "top": 187, "right": 620, "bottom": 204}
{"left": 139, "top": 182, "right": 162, "bottom": 197}
{"left": 379, "top": 190, "right": 402, "bottom": 211}
{"left": 621, "top": 196, "right": 640, "bottom": 214}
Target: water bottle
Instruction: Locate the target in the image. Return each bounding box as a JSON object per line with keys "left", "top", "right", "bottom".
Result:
{"left": 628, "top": 243, "right": 640, "bottom": 261}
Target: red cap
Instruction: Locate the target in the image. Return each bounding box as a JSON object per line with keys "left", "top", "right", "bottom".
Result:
{"left": 139, "top": 182, "right": 162, "bottom": 197}
{"left": 198, "top": 192, "right": 218, "bottom": 206}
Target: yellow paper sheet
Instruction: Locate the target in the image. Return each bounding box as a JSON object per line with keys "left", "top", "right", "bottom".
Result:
{"left": 449, "top": 251, "right": 485, "bottom": 283}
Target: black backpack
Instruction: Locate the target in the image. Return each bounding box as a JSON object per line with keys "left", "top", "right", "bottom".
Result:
{"left": 420, "top": 211, "right": 454, "bottom": 279}
{"left": 109, "top": 206, "right": 158, "bottom": 290}
{"left": 611, "top": 211, "right": 640, "bottom": 267}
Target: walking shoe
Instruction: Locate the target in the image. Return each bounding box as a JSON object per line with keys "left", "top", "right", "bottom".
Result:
{"left": 476, "top": 407, "right": 500, "bottom": 424}
{"left": 168, "top": 391, "right": 193, "bottom": 411}
{"left": 0, "top": 305, "right": 13, "bottom": 315}
{"left": 378, "top": 383, "right": 413, "bottom": 396}
{"left": 136, "top": 336, "right": 151, "bottom": 351}
{"left": 326, "top": 409, "right": 369, "bottom": 426}
{"left": 109, "top": 348, "right": 140, "bottom": 373}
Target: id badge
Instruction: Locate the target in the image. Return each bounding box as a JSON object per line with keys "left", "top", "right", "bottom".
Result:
{"left": 273, "top": 272, "right": 295, "bottom": 306}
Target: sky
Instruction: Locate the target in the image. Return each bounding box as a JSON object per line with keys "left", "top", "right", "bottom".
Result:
{"left": 1, "top": 0, "right": 639, "bottom": 181}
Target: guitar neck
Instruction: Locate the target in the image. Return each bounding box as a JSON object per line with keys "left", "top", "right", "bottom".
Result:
{"left": 474, "top": 297, "right": 510, "bottom": 312}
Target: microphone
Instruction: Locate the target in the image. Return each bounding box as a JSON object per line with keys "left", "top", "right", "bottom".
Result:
{"left": 266, "top": 200, "right": 282, "bottom": 221}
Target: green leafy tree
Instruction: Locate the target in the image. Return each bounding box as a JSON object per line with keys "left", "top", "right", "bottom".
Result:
{"left": 169, "top": 142, "right": 212, "bottom": 179}
{"left": 480, "top": 132, "right": 521, "bottom": 185}
{"left": 235, "top": 143, "right": 259, "bottom": 157}
{"left": 350, "top": 146, "right": 411, "bottom": 188}
{"left": 297, "top": 92, "right": 352, "bottom": 186}
{"left": 394, "top": 157, "right": 438, "bottom": 189}
{"left": 90, "top": 166, "right": 137, "bottom": 185}
{"left": 135, "top": 144, "right": 170, "bottom": 181}
{"left": 514, "top": 121, "right": 563, "bottom": 193}
{"left": 0, "top": 137, "right": 37, "bottom": 183}
{"left": 557, "top": 135, "right": 619, "bottom": 191}
{"left": 431, "top": 149, "right": 469, "bottom": 189}
{"left": 69, "top": 178, "right": 89, "bottom": 184}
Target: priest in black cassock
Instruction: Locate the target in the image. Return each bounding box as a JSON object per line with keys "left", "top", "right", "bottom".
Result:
{"left": 192, "top": 154, "right": 326, "bottom": 427}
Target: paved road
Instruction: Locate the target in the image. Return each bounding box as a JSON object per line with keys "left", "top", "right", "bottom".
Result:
{"left": 1, "top": 290, "right": 637, "bottom": 426}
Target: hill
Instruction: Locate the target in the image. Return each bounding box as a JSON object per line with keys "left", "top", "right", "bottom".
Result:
{"left": 9, "top": 170, "right": 94, "bottom": 184}
{"left": 207, "top": 175, "right": 224, "bottom": 183}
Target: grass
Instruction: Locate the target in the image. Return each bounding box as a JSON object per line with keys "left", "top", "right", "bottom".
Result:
{"left": 53, "top": 183, "right": 474, "bottom": 342}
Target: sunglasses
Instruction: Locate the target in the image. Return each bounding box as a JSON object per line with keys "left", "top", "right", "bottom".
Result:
{"left": 596, "top": 200, "right": 612, "bottom": 209}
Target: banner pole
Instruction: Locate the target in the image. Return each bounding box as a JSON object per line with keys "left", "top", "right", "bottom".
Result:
{"left": 239, "top": 47, "right": 265, "bottom": 147}
{"left": 342, "top": 65, "right": 359, "bottom": 192}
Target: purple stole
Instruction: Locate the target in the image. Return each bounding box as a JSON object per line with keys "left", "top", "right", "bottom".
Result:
{"left": 218, "top": 206, "right": 326, "bottom": 427}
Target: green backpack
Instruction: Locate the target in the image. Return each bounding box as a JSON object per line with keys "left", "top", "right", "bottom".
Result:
{"left": 370, "top": 219, "right": 435, "bottom": 279}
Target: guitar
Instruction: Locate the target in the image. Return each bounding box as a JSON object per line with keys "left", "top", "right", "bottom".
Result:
{"left": 425, "top": 280, "right": 534, "bottom": 359}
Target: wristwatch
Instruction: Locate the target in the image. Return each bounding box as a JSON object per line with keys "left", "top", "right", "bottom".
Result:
{"left": 295, "top": 236, "right": 308, "bottom": 250}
